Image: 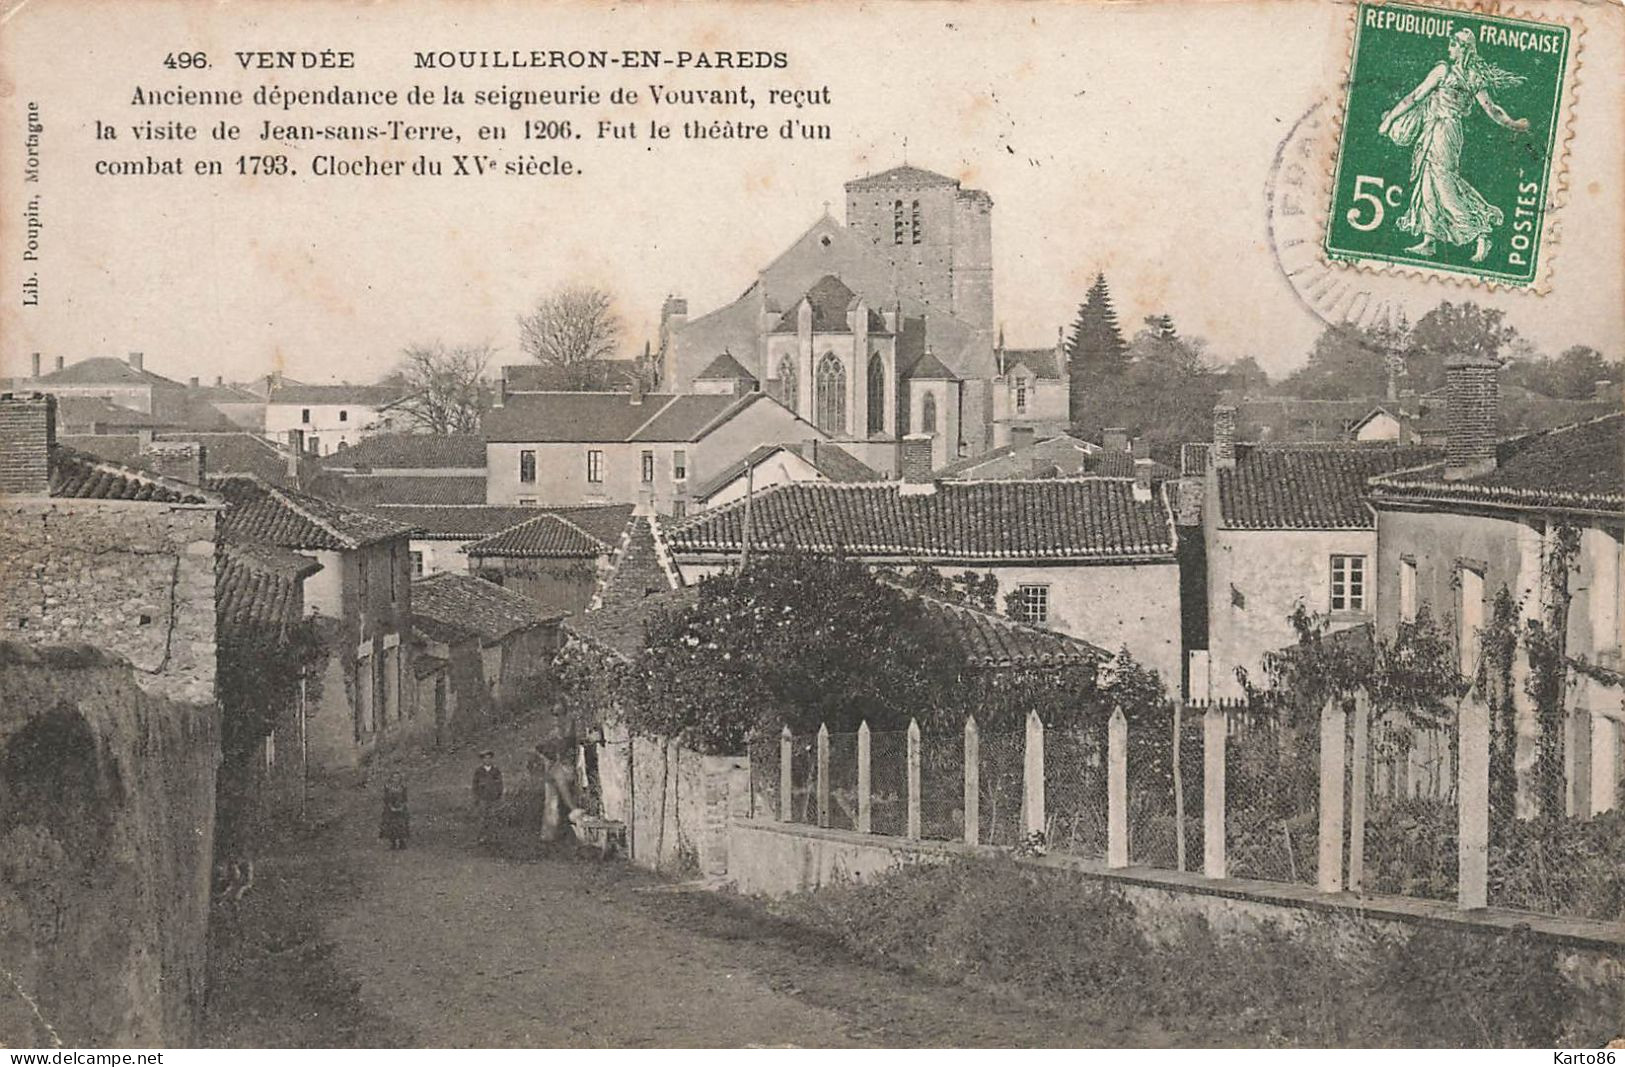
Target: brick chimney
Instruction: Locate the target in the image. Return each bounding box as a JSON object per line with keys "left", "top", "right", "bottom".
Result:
{"left": 188, "top": 376, "right": 200, "bottom": 389}
{"left": 898, "top": 433, "right": 936, "bottom": 493}
{"left": 54, "top": 355, "right": 64, "bottom": 371}
{"left": 1444, "top": 356, "right": 1500, "bottom": 480}
{"left": 629, "top": 375, "right": 644, "bottom": 406}
{"left": 1133, "top": 457, "right": 1155, "bottom": 503}
{"left": 141, "top": 441, "right": 205, "bottom": 486}
{"left": 1213, "top": 404, "right": 1237, "bottom": 470}
{"left": 128, "top": 352, "right": 144, "bottom": 372}
{"left": 1103, "top": 427, "right": 1129, "bottom": 454}
{"left": 0, "top": 392, "right": 56, "bottom": 496}
{"left": 215, "top": 375, "right": 224, "bottom": 387}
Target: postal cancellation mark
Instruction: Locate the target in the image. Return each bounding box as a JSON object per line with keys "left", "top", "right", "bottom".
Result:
{"left": 1325, "top": 2, "right": 1574, "bottom": 288}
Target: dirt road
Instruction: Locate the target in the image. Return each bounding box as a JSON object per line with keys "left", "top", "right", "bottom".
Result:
{"left": 211, "top": 719, "right": 1180, "bottom": 1048}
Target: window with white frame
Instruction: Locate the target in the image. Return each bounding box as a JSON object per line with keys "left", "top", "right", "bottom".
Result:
{"left": 586, "top": 449, "right": 604, "bottom": 483}
{"left": 641, "top": 450, "right": 655, "bottom": 484}
{"left": 518, "top": 450, "right": 536, "bottom": 484}
{"left": 1015, "top": 376, "right": 1028, "bottom": 413}
{"left": 1330, "top": 554, "right": 1367, "bottom": 612}
{"left": 410, "top": 551, "right": 424, "bottom": 578}
{"left": 673, "top": 450, "right": 687, "bottom": 481}
{"left": 1014, "top": 584, "right": 1050, "bottom": 625}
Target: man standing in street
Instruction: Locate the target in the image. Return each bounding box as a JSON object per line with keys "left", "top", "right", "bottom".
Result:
{"left": 472, "top": 749, "right": 504, "bottom": 845}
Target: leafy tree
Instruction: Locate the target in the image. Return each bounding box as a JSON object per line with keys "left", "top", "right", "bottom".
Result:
{"left": 1507, "top": 344, "right": 1616, "bottom": 399}
{"left": 1217, "top": 355, "right": 1270, "bottom": 397}
{"left": 877, "top": 565, "right": 999, "bottom": 612}
{"left": 518, "top": 285, "right": 623, "bottom": 389}
{"left": 1403, "top": 302, "right": 1517, "bottom": 389}
{"left": 1277, "top": 321, "right": 1403, "bottom": 400}
{"left": 391, "top": 341, "right": 494, "bottom": 434}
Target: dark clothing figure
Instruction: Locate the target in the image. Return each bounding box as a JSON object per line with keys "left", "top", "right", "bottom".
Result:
{"left": 473, "top": 758, "right": 503, "bottom": 843}
{"left": 380, "top": 783, "right": 410, "bottom": 849}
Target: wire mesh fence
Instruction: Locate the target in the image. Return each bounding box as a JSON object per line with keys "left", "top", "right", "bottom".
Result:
{"left": 979, "top": 730, "right": 1026, "bottom": 846}
{"left": 1125, "top": 707, "right": 1205, "bottom": 871}
{"left": 1225, "top": 707, "right": 1319, "bottom": 885}
{"left": 783, "top": 733, "right": 817, "bottom": 825}
{"left": 1046, "top": 722, "right": 1108, "bottom": 860}
{"left": 825, "top": 731, "right": 861, "bottom": 831}
{"left": 748, "top": 734, "right": 779, "bottom": 820}
{"left": 1360, "top": 711, "right": 1457, "bottom": 901}
{"left": 868, "top": 729, "right": 909, "bottom": 837}
{"left": 920, "top": 731, "right": 965, "bottom": 841}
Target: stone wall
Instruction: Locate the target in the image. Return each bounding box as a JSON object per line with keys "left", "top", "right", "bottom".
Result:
{"left": 0, "top": 642, "right": 218, "bottom": 1047}
{"left": 0, "top": 499, "right": 218, "bottom": 705}
{"left": 616, "top": 735, "right": 746, "bottom": 878}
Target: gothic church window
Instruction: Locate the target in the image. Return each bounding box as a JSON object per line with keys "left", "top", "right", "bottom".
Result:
{"left": 867, "top": 353, "right": 886, "bottom": 436}
{"left": 921, "top": 391, "right": 938, "bottom": 433}
{"left": 816, "top": 352, "right": 846, "bottom": 434}
{"left": 777, "top": 354, "right": 797, "bottom": 412}
{"left": 893, "top": 200, "right": 905, "bottom": 245}
{"left": 911, "top": 200, "right": 922, "bottom": 244}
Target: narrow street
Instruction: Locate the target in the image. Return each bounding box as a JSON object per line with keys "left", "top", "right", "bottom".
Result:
{"left": 208, "top": 717, "right": 1188, "bottom": 1048}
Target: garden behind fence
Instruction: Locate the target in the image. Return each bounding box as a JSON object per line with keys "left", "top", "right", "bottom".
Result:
{"left": 745, "top": 695, "right": 1625, "bottom": 924}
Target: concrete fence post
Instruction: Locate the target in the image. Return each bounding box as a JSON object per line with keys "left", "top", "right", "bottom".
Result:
{"left": 963, "top": 717, "right": 980, "bottom": 846}
{"left": 857, "top": 720, "right": 872, "bottom": 834}
{"left": 1592, "top": 711, "right": 1621, "bottom": 815}
{"left": 816, "top": 722, "right": 830, "bottom": 829}
{"left": 779, "top": 724, "right": 793, "bottom": 823}
{"left": 1458, "top": 689, "right": 1491, "bottom": 909}
{"left": 1317, "top": 697, "right": 1347, "bottom": 893}
{"left": 906, "top": 718, "right": 922, "bottom": 840}
{"left": 1108, "top": 706, "right": 1128, "bottom": 868}
{"left": 1203, "top": 703, "right": 1226, "bottom": 879}
{"left": 1023, "top": 710, "right": 1045, "bottom": 838}
{"left": 1347, "top": 689, "right": 1370, "bottom": 893}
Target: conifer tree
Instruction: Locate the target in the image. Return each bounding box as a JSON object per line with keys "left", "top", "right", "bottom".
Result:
{"left": 1066, "top": 273, "right": 1127, "bottom": 420}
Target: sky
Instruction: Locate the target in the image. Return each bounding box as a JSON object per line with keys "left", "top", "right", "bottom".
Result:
{"left": 2, "top": 0, "right": 1621, "bottom": 387}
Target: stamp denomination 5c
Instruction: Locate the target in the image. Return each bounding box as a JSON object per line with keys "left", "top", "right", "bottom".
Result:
{"left": 1325, "top": 1, "right": 1576, "bottom": 288}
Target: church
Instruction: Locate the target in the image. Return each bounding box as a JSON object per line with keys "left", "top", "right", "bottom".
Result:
{"left": 658, "top": 165, "right": 1069, "bottom": 474}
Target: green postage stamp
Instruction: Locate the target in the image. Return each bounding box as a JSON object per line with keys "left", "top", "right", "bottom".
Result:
{"left": 1325, "top": 2, "right": 1575, "bottom": 287}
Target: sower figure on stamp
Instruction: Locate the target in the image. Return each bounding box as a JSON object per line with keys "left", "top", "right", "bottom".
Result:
{"left": 1378, "top": 28, "right": 1530, "bottom": 263}
{"left": 472, "top": 748, "right": 504, "bottom": 845}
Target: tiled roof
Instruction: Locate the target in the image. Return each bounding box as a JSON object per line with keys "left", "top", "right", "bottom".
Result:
{"left": 213, "top": 474, "right": 417, "bottom": 550}
{"left": 34, "top": 356, "right": 183, "bottom": 388}
{"left": 902, "top": 348, "right": 959, "bottom": 381}
{"left": 563, "top": 588, "right": 697, "bottom": 661}
{"left": 1002, "top": 348, "right": 1062, "bottom": 380}
{"left": 937, "top": 434, "right": 1097, "bottom": 481}
{"left": 694, "top": 352, "right": 758, "bottom": 382}
{"left": 1088, "top": 451, "right": 1176, "bottom": 481}
{"left": 55, "top": 397, "right": 175, "bottom": 429}
{"left": 667, "top": 479, "right": 1177, "bottom": 561}
{"left": 845, "top": 165, "right": 959, "bottom": 190}
{"left": 462, "top": 513, "right": 614, "bottom": 559}
{"left": 905, "top": 588, "right": 1108, "bottom": 668}
{"left": 329, "top": 474, "right": 488, "bottom": 505}
{"left": 1217, "top": 444, "right": 1440, "bottom": 530}
{"left": 1180, "top": 443, "right": 1211, "bottom": 477}
{"left": 49, "top": 447, "right": 220, "bottom": 504}
{"left": 690, "top": 441, "right": 879, "bottom": 502}
{"left": 216, "top": 542, "right": 320, "bottom": 635}
{"left": 595, "top": 515, "right": 681, "bottom": 612}
{"left": 482, "top": 391, "right": 773, "bottom": 444}
{"left": 1371, "top": 414, "right": 1624, "bottom": 514}
{"left": 64, "top": 431, "right": 298, "bottom": 486}
{"left": 502, "top": 360, "right": 642, "bottom": 392}
{"left": 268, "top": 384, "right": 408, "bottom": 407}
{"left": 322, "top": 434, "right": 485, "bottom": 471}
{"left": 412, "top": 572, "right": 560, "bottom": 644}
{"left": 364, "top": 505, "right": 549, "bottom": 540}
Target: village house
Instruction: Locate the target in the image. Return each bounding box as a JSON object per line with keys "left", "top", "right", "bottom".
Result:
{"left": 663, "top": 441, "right": 1184, "bottom": 686}
{"left": 410, "top": 572, "right": 562, "bottom": 742}
{"left": 264, "top": 382, "right": 411, "bottom": 456}
{"left": 16, "top": 352, "right": 188, "bottom": 420}
{"left": 690, "top": 440, "right": 880, "bottom": 511}
{"left": 311, "top": 432, "right": 489, "bottom": 506}
{"left": 0, "top": 392, "right": 223, "bottom": 706}
{"left": 1369, "top": 358, "right": 1623, "bottom": 818}
{"left": 483, "top": 386, "right": 824, "bottom": 517}
{"left": 1194, "top": 403, "right": 1438, "bottom": 700}
{"left": 462, "top": 506, "right": 635, "bottom": 615}
{"left": 186, "top": 376, "right": 268, "bottom": 430}
{"left": 59, "top": 428, "right": 311, "bottom": 488}
{"left": 990, "top": 334, "right": 1071, "bottom": 449}
{"left": 212, "top": 473, "right": 423, "bottom": 769}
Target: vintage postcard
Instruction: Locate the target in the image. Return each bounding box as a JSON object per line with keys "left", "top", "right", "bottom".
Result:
{"left": 0, "top": 0, "right": 1621, "bottom": 1053}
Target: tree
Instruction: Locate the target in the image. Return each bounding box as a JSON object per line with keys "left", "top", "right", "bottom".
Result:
{"left": 518, "top": 285, "right": 623, "bottom": 389}
{"left": 1508, "top": 344, "right": 1615, "bottom": 399}
{"left": 1217, "top": 356, "right": 1270, "bottom": 397}
{"left": 1277, "top": 321, "right": 1399, "bottom": 400}
{"left": 1403, "top": 302, "right": 1518, "bottom": 389}
{"left": 392, "top": 341, "right": 493, "bottom": 434}
{"left": 1066, "top": 273, "right": 1128, "bottom": 422}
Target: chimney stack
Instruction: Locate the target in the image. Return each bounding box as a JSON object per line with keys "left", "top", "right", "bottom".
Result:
{"left": 1103, "top": 427, "right": 1130, "bottom": 454}
{"left": 54, "top": 355, "right": 64, "bottom": 371}
{"left": 1444, "top": 356, "right": 1500, "bottom": 480}
{"left": 1133, "top": 457, "right": 1156, "bottom": 503}
{"left": 0, "top": 392, "right": 56, "bottom": 496}
{"left": 1213, "top": 404, "right": 1237, "bottom": 470}
{"left": 188, "top": 376, "right": 200, "bottom": 389}
{"left": 128, "top": 352, "right": 144, "bottom": 372}
{"left": 30, "top": 352, "right": 40, "bottom": 377}
{"left": 629, "top": 375, "right": 644, "bottom": 406}
{"left": 136, "top": 429, "right": 154, "bottom": 450}
{"left": 1130, "top": 435, "right": 1149, "bottom": 461}
{"left": 215, "top": 375, "right": 224, "bottom": 387}
{"left": 493, "top": 374, "right": 507, "bottom": 408}
{"left": 141, "top": 441, "right": 205, "bottom": 487}
{"left": 898, "top": 433, "right": 936, "bottom": 493}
